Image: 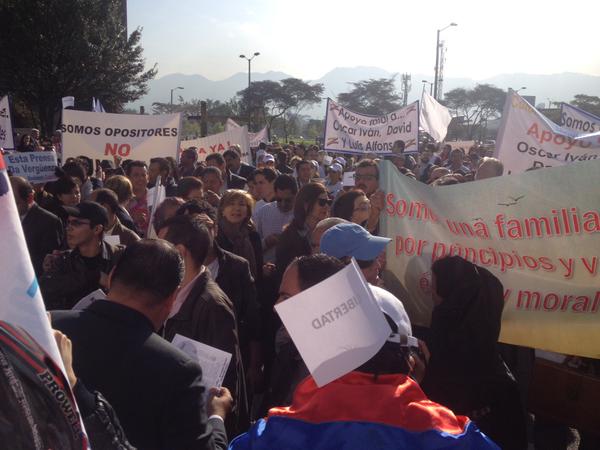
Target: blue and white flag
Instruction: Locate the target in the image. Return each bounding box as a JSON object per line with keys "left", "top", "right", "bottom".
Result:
{"left": 559, "top": 103, "right": 599, "bottom": 134}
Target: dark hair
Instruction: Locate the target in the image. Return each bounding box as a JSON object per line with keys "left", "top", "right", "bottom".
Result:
{"left": 292, "top": 182, "right": 327, "bottom": 229}
{"left": 111, "top": 239, "right": 184, "bottom": 305}
{"left": 223, "top": 149, "right": 239, "bottom": 160}
{"left": 150, "top": 157, "right": 170, "bottom": 176}
{"left": 296, "top": 159, "right": 312, "bottom": 172}
{"left": 356, "top": 159, "right": 379, "bottom": 179}
{"left": 176, "top": 199, "right": 217, "bottom": 223}
{"left": 53, "top": 176, "right": 78, "bottom": 196}
{"left": 181, "top": 148, "right": 198, "bottom": 162}
{"left": 61, "top": 161, "right": 86, "bottom": 184}
{"left": 161, "top": 215, "right": 212, "bottom": 267}
{"left": 201, "top": 166, "right": 222, "bottom": 180}
{"left": 253, "top": 168, "right": 277, "bottom": 183}
{"left": 205, "top": 153, "right": 225, "bottom": 166}
{"left": 77, "top": 156, "right": 94, "bottom": 177}
{"left": 294, "top": 254, "right": 345, "bottom": 290}
{"left": 176, "top": 176, "right": 203, "bottom": 199}
{"left": 153, "top": 197, "right": 185, "bottom": 231}
{"left": 274, "top": 174, "right": 298, "bottom": 194}
{"left": 125, "top": 160, "right": 147, "bottom": 177}
{"left": 92, "top": 188, "right": 119, "bottom": 213}
{"left": 332, "top": 190, "right": 365, "bottom": 221}
{"left": 258, "top": 142, "right": 267, "bottom": 150}
{"left": 9, "top": 177, "right": 33, "bottom": 201}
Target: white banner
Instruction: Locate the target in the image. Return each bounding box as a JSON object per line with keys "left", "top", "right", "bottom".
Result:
{"left": 61, "top": 96, "right": 75, "bottom": 109}
{"left": 61, "top": 109, "right": 181, "bottom": 162}
{"left": 559, "top": 103, "right": 599, "bottom": 134}
{"left": 420, "top": 92, "right": 452, "bottom": 142}
{"left": 5, "top": 151, "right": 58, "bottom": 184}
{"left": 0, "top": 96, "right": 14, "bottom": 149}
{"left": 495, "top": 91, "right": 600, "bottom": 174}
{"left": 323, "top": 98, "right": 419, "bottom": 155}
{"left": 180, "top": 127, "right": 251, "bottom": 164}
{"left": 225, "top": 118, "right": 268, "bottom": 148}
{"left": 274, "top": 260, "right": 390, "bottom": 387}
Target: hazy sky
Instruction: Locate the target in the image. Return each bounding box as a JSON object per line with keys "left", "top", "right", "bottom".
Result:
{"left": 128, "top": 0, "right": 600, "bottom": 81}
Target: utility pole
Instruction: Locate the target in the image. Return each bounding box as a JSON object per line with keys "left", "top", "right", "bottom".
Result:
{"left": 400, "top": 74, "right": 412, "bottom": 106}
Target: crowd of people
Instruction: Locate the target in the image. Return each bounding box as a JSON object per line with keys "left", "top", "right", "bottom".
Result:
{"left": 2, "top": 135, "right": 594, "bottom": 449}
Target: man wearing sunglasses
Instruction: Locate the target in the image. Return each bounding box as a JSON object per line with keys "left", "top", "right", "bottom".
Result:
{"left": 40, "top": 201, "right": 122, "bottom": 310}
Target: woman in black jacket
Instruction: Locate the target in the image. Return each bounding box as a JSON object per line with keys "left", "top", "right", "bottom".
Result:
{"left": 421, "top": 255, "right": 527, "bottom": 450}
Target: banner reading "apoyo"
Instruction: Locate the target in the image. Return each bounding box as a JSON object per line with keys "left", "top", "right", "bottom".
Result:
{"left": 180, "top": 126, "right": 251, "bottom": 164}
{"left": 323, "top": 99, "right": 419, "bottom": 155}
{"left": 61, "top": 109, "right": 181, "bottom": 162}
{"left": 495, "top": 91, "right": 600, "bottom": 173}
{"left": 380, "top": 160, "right": 600, "bottom": 358}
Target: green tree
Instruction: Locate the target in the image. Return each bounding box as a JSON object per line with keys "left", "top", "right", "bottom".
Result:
{"left": 0, "top": 0, "right": 156, "bottom": 135}
{"left": 570, "top": 94, "right": 600, "bottom": 116}
{"left": 443, "top": 84, "right": 506, "bottom": 140}
{"left": 237, "top": 78, "right": 323, "bottom": 141}
{"left": 337, "top": 77, "right": 401, "bottom": 115}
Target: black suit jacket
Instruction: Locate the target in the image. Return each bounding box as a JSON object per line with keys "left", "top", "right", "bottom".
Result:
{"left": 225, "top": 171, "right": 247, "bottom": 190}
{"left": 21, "top": 203, "right": 64, "bottom": 276}
{"left": 52, "top": 301, "right": 227, "bottom": 450}
{"left": 236, "top": 163, "right": 255, "bottom": 180}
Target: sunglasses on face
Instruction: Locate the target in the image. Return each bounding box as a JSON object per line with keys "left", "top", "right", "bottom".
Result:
{"left": 317, "top": 198, "right": 332, "bottom": 207}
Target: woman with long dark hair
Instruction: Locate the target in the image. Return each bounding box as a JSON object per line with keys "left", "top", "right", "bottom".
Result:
{"left": 331, "top": 189, "right": 371, "bottom": 228}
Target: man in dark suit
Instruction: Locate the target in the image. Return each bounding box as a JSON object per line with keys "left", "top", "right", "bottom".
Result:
{"left": 10, "top": 176, "right": 64, "bottom": 276}
{"left": 52, "top": 239, "right": 232, "bottom": 450}
{"left": 206, "top": 153, "right": 246, "bottom": 190}
{"left": 224, "top": 148, "right": 255, "bottom": 180}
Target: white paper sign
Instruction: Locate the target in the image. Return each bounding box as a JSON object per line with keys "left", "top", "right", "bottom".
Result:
{"left": 275, "top": 260, "right": 391, "bottom": 387}
{"left": 71, "top": 289, "right": 107, "bottom": 311}
{"left": 559, "top": 103, "right": 599, "bottom": 134}
{"left": 172, "top": 334, "right": 232, "bottom": 389}
{"left": 103, "top": 234, "right": 121, "bottom": 246}
{"left": 324, "top": 98, "right": 419, "bottom": 155}
{"left": 61, "top": 109, "right": 181, "bottom": 162}
{"left": 5, "top": 151, "right": 58, "bottom": 183}
{"left": 0, "top": 96, "right": 14, "bottom": 149}
{"left": 494, "top": 91, "right": 600, "bottom": 174}
{"left": 180, "top": 126, "right": 251, "bottom": 164}
{"left": 225, "top": 118, "right": 268, "bottom": 148}
{"left": 342, "top": 171, "right": 355, "bottom": 187}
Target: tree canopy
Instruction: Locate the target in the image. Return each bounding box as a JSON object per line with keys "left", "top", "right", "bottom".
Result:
{"left": 443, "top": 84, "right": 506, "bottom": 140}
{"left": 570, "top": 94, "right": 600, "bottom": 116}
{"left": 0, "top": 0, "right": 156, "bottom": 135}
{"left": 337, "top": 78, "right": 401, "bottom": 115}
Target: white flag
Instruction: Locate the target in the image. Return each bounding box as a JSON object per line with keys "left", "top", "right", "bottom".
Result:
{"left": 62, "top": 96, "right": 75, "bottom": 109}
{"left": 559, "top": 102, "right": 599, "bottom": 134}
{"left": 92, "top": 97, "right": 106, "bottom": 113}
{"left": 225, "top": 118, "right": 240, "bottom": 130}
{"left": 419, "top": 92, "right": 452, "bottom": 142}
{"left": 0, "top": 96, "right": 14, "bottom": 149}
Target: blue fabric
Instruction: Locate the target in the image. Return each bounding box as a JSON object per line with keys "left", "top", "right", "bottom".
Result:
{"left": 229, "top": 417, "right": 500, "bottom": 450}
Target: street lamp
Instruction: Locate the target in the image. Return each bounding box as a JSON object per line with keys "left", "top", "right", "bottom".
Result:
{"left": 509, "top": 86, "right": 527, "bottom": 94}
{"left": 239, "top": 52, "right": 260, "bottom": 88}
{"left": 421, "top": 80, "right": 434, "bottom": 96}
{"left": 434, "top": 22, "right": 457, "bottom": 100}
{"left": 170, "top": 86, "right": 184, "bottom": 105}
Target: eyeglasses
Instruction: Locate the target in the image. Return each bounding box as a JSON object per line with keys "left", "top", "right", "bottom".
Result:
{"left": 67, "top": 218, "right": 91, "bottom": 228}
{"left": 354, "top": 174, "right": 378, "bottom": 181}
{"left": 317, "top": 198, "right": 332, "bottom": 207}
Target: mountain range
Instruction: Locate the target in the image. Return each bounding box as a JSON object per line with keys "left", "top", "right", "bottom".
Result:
{"left": 129, "top": 67, "right": 600, "bottom": 117}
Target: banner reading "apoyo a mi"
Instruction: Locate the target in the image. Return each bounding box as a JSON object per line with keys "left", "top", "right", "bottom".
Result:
{"left": 380, "top": 160, "right": 600, "bottom": 358}
{"left": 559, "top": 102, "right": 599, "bottom": 134}
{"left": 61, "top": 110, "right": 181, "bottom": 162}
{"left": 180, "top": 126, "right": 251, "bottom": 164}
{"left": 495, "top": 91, "right": 600, "bottom": 174}
{"left": 323, "top": 99, "right": 419, "bottom": 155}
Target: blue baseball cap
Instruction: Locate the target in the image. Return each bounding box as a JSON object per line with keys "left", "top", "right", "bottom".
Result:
{"left": 320, "top": 223, "right": 391, "bottom": 261}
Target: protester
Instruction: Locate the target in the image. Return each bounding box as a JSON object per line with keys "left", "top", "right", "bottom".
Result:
{"left": 325, "top": 162, "right": 343, "bottom": 197}
{"left": 445, "top": 148, "right": 471, "bottom": 175}
{"left": 206, "top": 153, "right": 246, "bottom": 189}
{"left": 354, "top": 159, "right": 385, "bottom": 233}
{"left": 152, "top": 196, "right": 185, "bottom": 232}
{"left": 275, "top": 151, "right": 293, "bottom": 174}
{"left": 90, "top": 188, "right": 140, "bottom": 246}
{"left": 254, "top": 174, "right": 297, "bottom": 263}
{"left": 125, "top": 160, "right": 150, "bottom": 237}
{"left": 51, "top": 239, "right": 231, "bottom": 449}
{"left": 216, "top": 189, "right": 263, "bottom": 280}
{"left": 224, "top": 148, "right": 255, "bottom": 180}
{"left": 40, "top": 201, "right": 121, "bottom": 310}
{"left": 10, "top": 176, "right": 64, "bottom": 276}
{"left": 245, "top": 171, "right": 260, "bottom": 201}
{"left": 16, "top": 133, "right": 36, "bottom": 152}
{"left": 158, "top": 215, "right": 246, "bottom": 436}
{"left": 475, "top": 157, "right": 504, "bottom": 180}
{"left": 104, "top": 174, "right": 138, "bottom": 234}
{"left": 331, "top": 189, "right": 371, "bottom": 228}
{"left": 179, "top": 147, "right": 198, "bottom": 177}
{"left": 149, "top": 157, "right": 178, "bottom": 196}
{"left": 252, "top": 168, "right": 277, "bottom": 219}
{"left": 201, "top": 166, "right": 225, "bottom": 198}
{"left": 274, "top": 182, "right": 330, "bottom": 280}
{"left": 421, "top": 255, "right": 527, "bottom": 450}
{"left": 295, "top": 159, "right": 313, "bottom": 187}
{"left": 177, "top": 176, "right": 204, "bottom": 202}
